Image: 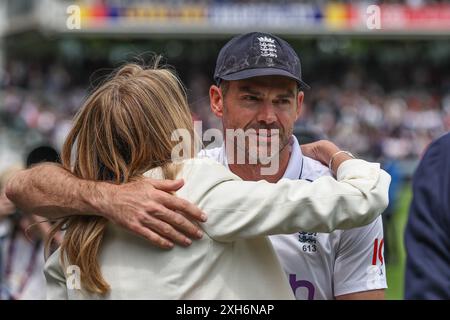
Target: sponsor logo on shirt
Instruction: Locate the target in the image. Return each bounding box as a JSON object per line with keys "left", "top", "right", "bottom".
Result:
{"left": 289, "top": 274, "right": 315, "bottom": 300}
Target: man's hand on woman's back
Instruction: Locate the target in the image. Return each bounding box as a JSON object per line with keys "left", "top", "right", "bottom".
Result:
{"left": 97, "top": 178, "right": 207, "bottom": 249}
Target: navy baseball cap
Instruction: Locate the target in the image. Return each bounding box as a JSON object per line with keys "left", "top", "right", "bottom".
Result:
{"left": 214, "top": 32, "right": 310, "bottom": 89}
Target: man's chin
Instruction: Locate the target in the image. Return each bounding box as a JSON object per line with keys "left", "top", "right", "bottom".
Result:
{"left": 247, "top": 146, "right": 282, "bottom": 163}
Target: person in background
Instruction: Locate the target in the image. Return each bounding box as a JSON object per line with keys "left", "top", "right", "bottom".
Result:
{"left": 0, "top": 146, "right": 62, "bottom": 299}
{"left": 404, "top": 132, "right": 450, "bottom": 300}
{"left": 0, "top": 164, "right": 47, "bottom": 300}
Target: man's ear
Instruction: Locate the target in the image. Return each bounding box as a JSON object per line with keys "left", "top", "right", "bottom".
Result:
{"left": 210, "top": 85, "right": 224, "bottom": 118}
{"left": 295, "top": 91, "right": 304, "bottom": 121}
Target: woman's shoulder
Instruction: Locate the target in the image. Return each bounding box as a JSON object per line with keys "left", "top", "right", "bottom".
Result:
{"left": 143, "top": 158, "right": 240, "bottom": 183}
{"left": 180, "top": 157, "right": 238, "bottom": 178}
{"left": 174, "top": 158, "right": 241, "bottom": 200}
{"left": 182, "top": 156, "right": 225, "bottom": 168}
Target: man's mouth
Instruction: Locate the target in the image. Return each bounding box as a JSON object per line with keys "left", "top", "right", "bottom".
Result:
{"left": 253, "top": 130, "right": 279, "bottom": 140}
{"left": 248, "top": 128, "right": 280, "bottom": 136}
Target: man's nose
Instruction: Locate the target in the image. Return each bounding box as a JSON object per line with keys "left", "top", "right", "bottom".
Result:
{"left": 256, "top": 102, "right": 277, "bottom": 124}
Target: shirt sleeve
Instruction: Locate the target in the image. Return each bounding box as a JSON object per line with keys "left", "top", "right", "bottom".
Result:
{"left": 181, "top": 158, "right": 391, "bottom": 242}
{"left": 333, "top": 216, "right": 387, "bottom": 297}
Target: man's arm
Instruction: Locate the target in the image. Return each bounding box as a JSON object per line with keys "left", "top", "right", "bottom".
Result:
{"left": 187, "top": 157, "right": 389, "bottom": 241}
{"left": 5, "top": 163, "right": 206, "bottom": 248}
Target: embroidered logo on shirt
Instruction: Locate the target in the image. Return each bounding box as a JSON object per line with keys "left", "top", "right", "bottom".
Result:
{"left": 298, "top": 232, "right": 318, "bottom": 253}
{"left": 298, "top": 232, "right": 317, "bottom": 244}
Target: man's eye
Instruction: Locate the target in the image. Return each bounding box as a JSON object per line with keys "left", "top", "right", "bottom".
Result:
{"left": 276, "top": 99, "right": 291, "bottom": 104}
{"left": 243, "top": 95, "right": 259, "bottom": 101}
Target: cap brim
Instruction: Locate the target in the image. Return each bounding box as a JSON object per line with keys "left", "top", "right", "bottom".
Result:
{"left": 220, "top": 68, "right": 310, "bottom": 90}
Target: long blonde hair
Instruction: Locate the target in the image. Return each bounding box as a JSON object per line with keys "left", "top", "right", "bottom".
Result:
{"left": 47, "top": 60, "right": 196, "bottom": 295}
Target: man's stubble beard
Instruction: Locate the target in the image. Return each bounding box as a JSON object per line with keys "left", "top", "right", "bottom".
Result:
{"left": 223, "top": 102, "right": 292, "bottom": 166}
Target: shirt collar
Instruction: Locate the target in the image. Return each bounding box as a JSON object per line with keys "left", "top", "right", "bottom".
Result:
{"left": 283, "top": 135, "right": 304, "bottom": 180}
{"left": 219, "top": 135, "right": 304, "bottom": 179}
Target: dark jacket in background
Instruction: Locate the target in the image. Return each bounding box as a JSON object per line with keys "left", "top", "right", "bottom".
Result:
{"left": 405, "top": 132, "right": 450, "bottom": 300}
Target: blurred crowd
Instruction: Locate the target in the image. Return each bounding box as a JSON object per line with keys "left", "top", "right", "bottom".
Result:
{"left": 0, "top": 61, "right": 83, "bottom": 170}
{"left": 302, "top": 78, "right": 450, "bottom": 162}
{"left": 1, "top": 57, "right": 449, "bottom": 176}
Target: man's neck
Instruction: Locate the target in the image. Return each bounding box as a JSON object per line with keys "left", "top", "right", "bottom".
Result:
{"left": 228, "top": 146, "right": 292, "bottom": 183}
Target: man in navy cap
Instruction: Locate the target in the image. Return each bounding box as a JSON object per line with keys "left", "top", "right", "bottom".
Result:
{"left": 404, "top": 132, "right": 450, "bottom": 300}
{"left": 201, "top": 32, "right": 386, "bottom": 300}
{"left": 6, "top": 32, "right": 387, "bottom": 300}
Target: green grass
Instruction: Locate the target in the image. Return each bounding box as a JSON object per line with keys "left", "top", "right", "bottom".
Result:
{"left": 385, "top": 184, "right": 412, "bottom": 300}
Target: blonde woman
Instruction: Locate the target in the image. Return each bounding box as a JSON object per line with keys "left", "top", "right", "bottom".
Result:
{"left": 45, "top": 62, "right": 390, "bottom": 299}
